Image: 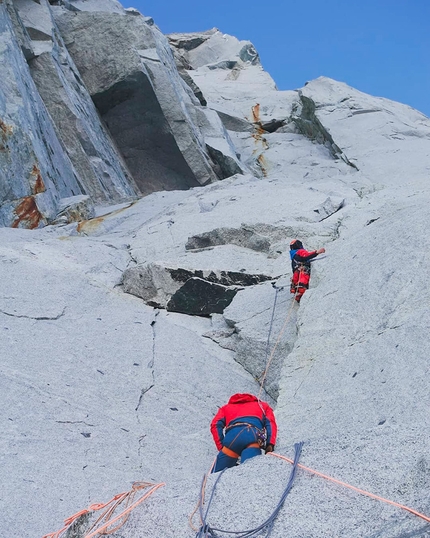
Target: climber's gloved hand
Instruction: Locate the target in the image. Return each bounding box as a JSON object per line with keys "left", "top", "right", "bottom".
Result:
{"left": 265, "top": 443, "right": 274, "bottom": 454}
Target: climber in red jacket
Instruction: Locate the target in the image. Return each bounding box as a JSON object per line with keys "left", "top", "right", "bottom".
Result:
{"left": 210, "top": 393, "right": 278, "bottom": 472}
{"left": 289, "top": 239, "right": 325, "bottom": 303}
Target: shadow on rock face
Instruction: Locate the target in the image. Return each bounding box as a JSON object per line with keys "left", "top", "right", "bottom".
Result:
{"left": 92, "top": 71, "right": 200, "bottom": 195}
{"left": 167, "top": 277, "right": 238, "bottom": 316}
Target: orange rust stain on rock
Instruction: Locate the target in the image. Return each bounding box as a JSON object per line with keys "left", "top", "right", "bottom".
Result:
{"left": 76, "top": 201, "right": 136, "bottom": 235}
{"left": 252, "top": 128, "right": 265, "bottom": 142}
{"left": 0, "top": 119, "right": 13, "bottom": 138}
{"left": 31, "top": 164, "right": 46, "bottom": 194}
{"left": 257, "top": 154, "right": 268, "bottom": 177}
{"left": 251, "top": 104, "right": 260, "bottom": 123}
{"left": 12, "top": 196, "right": 43, "bottom": 229}
{"left": 77, "top": 215, "right": 105, "bottom": 234}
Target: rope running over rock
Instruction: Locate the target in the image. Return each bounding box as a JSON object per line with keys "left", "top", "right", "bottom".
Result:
{"left": 42, "top": 481, "right": 165, "bottom": 538}
{"left": 194, "top": 442, "right": 303, "bottom": 537}
{"left": 258, "top": 274, "right": 302, "bottom": 400}
{"left": 270, "top": 452, "right": 430, "bottom": 524}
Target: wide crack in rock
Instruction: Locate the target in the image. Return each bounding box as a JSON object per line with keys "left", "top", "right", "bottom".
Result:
{"left": 121, "top": 262, "right": 275, "bottom": 316}
{"left": 204, "top": 281, "right": 298, "bottom": 400}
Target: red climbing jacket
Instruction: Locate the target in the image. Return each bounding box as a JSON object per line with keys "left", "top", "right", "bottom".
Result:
{"left": 210, "top": 393, "right": 277, "bottom": 451}
{"left": 290, "top": 248, "right": 319, "bottom": 301}
{"left": 290, "top": 248, "right": 319, "bottom": 274}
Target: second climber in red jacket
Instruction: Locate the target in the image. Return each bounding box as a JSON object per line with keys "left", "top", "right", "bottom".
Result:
{"left": 289, "top": 239, "right": 325, "bottom": 303}
{"left": 210, "top": 393, "right": 278, "bottom": 472}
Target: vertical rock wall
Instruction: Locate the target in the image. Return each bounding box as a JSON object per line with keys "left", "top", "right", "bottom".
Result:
{"left": 0, "top": 2, "right": 81, "bottom": 228}
{"left": 0, "top": 1, "right": 250, "bottom": 228}
{"left": 28, "top": 25, "right": 139, "bottom": 203}
{"left": 53, "top": 10, "right": 219, "bottom": 194}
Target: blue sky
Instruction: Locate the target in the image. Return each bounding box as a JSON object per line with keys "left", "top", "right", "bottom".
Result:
{"left": 121, "top": 1, "right": 429, "bottom": 117}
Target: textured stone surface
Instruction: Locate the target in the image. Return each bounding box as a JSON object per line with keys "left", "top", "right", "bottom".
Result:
{"left": 28, "top": 23, "right": 139, "bottom": 203}
{"left": 0, "top": 3, "right": 81, "bottom": 228}
{"left": 54, "top": 10, "right": 220, "bottom": 193}
{"left": 55, "top": 194, "right": 95, "bottom": 223}
{"left": 0, "top": 0, "right": 139, "bottom": 230}
{"left": 61, "top": 0, "right": 125, "bottom": 13}
{"left": 167, "top": 277, "right": 238, "bottom": 316}
{"left": 186, "top": 224, "right": 289, "bottom": 253}
{"left": 1, "top": 7, "right": 430, "bottom": 538}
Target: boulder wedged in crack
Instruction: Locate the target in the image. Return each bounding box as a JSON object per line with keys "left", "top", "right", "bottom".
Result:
{"left": 166, "top": 277, "right": 238, "bottom": 316}
{"left": 186, "top": 225, "right": 271, "bottom": 253}
{"left": 121, "top": 262, "right": 274, "bottom": 316}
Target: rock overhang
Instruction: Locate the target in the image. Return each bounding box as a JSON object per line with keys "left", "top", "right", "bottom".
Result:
{"left": 122, "top": 261, "right": 276, "bottom": 316}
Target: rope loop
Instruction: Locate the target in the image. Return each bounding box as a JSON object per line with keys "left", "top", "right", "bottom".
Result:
{"left": 42, "top": 481, "right": 165, "bottom": 538}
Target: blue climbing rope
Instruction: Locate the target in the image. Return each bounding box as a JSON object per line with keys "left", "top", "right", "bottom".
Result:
{"left": 196, "top": 442, "right": 303, "bottom": 538}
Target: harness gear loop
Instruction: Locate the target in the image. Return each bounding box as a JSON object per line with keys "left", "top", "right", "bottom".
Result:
{"left": 225, "top": 422, "right": 267, "bottom": 449}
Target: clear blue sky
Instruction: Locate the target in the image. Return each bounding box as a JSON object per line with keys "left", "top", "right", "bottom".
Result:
{"left": 121, "top": 0, "right": 429, "bottom": 117}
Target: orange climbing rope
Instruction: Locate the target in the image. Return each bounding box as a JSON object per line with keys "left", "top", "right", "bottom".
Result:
{"left": 270, "top": 452, "right": 430, "bottom": 524}
{"left": 42, "top": 481, "right": 165, "bottom": 538}
{"left": 189, "top": 457, "right": 217, "bottom": 532}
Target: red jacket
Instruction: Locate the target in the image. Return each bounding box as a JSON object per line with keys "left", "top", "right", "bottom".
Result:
{"left": 290, "top": 248, "right": 318, "bottom": 273}
{"left": 210, "top": 393, "right": 278, "bottom": 450}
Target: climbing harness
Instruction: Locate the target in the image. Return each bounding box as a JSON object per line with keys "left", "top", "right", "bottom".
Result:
{"left": 225, "top": 422, "right": 267, "bottom": 449}
{"left": 223, "top": 422, "right": 266, "bottom": 455}
{"left": 269, "top": 451, "right": 430, "bottom": 525}
{"left": 193, "top": 442, "right": 303, "bottom": 538}
{"left": 42, "top": 481, "right": 165, "bottom": 538}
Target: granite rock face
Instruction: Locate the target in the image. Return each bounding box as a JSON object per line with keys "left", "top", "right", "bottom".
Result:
{"left": 1, "top": 0, "right": 138, "bottom": 228}
{"left": 27, "top": 27, "right": 139, "bottom": 203}
{"left": 0, "top": 1, "right": 81, "bottom": 228}
{"left": 1, "top": 0, "right": 248, "bottom": 229}
{"left": 1, "top": 2, "right": 430, "bottom": 538}
{"left": 54, "top": 10, "right": 232, "bottom": 193}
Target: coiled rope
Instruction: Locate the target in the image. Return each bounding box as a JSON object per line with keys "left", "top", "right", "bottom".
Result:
{"left": 42, "top": 481, "right": 165, "bottom": 538}
{"left": 194, "top": 442, "right": 303, "bottom": 538}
